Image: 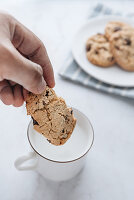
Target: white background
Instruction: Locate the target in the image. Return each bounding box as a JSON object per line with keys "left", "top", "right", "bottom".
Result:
{"left": 0, "top": 0, "right": 134, "bottom": 200}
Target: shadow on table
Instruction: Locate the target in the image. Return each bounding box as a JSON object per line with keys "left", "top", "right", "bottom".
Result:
{"left": 32, "top": 168, "right": 91, "bottom": 200}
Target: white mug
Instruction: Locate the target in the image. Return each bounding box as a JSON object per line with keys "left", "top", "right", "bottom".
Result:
{"left": 15, "top": 108, "right": 94, "bottom": 181}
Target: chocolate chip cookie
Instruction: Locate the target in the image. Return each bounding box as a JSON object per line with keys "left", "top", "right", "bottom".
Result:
{"left": 110, "top": 30, "right": 134, "bottom": 71}
{"left": 105, "top": 21, "right": 132, "bottom": 40}
{"left": 26, "top": 86, "right": 76, "bottom": 145}
{"left": 86, "top": 34, "right": 115, "bottom": 67}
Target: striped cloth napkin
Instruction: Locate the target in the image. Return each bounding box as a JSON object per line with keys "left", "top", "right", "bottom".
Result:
{"left": 59, "top": 3, "right": 134, "bottom": 99}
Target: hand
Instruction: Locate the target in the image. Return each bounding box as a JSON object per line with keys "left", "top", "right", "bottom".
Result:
{"left": 0, "top": 12, "right": 55, "bottom": 107}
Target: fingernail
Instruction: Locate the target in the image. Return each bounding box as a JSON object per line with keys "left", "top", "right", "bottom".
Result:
{"left": 37, "top": 77, "right": 46, "bottom": 93}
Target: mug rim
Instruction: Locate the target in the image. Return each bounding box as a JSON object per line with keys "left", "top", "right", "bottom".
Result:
{"left": 27, "top": 107, "right": 94, "bottom": 164}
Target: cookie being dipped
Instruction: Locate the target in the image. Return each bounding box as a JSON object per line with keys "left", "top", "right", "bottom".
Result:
{"left": 26, "top": 86, "right": 76, "bottom": 145}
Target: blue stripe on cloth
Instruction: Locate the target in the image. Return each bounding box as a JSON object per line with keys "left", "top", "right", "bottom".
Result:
{"left": 64, "top": 62, "right": 78, "bottom": 76}
{"left": 76, "top": 69, "right": 88, "bottom": 82}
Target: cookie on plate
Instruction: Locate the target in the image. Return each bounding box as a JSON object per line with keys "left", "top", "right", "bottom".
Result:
{"left": 110, "top": 30, "right": 134, "bottom": 71}
{"left": 26, "top": 86, "right": 76, "bottom": 146}
{"left": 86, "top": 33, "right": 115, "bottom": 67}
{"left": 105, "top": 21, "right": 132, "bottom": 39}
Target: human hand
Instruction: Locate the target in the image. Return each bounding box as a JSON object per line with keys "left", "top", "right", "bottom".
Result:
{"left": 0, "top": 12, "right": 55, "bottom": 107}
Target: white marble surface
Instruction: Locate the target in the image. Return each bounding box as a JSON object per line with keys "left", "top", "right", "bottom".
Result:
{"left": 0, "top": 0, "right": 134, "bottom": 200}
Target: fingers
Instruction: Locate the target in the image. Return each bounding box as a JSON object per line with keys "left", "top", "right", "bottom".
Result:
{"left": 0, "top": 80, "right": 14, "bottom": 105}
{"left": 28, "top": 45, "right": 55, "bottom": 88}
{"left": 23, "top": 88, "right": 28, "bottom": 100}
{"left": 2, "top": 43, "right": 46, "bottom": 94}
{"left": 12, "top": 20, "right": 55, "bottom": 88}
{"left": 0, "top": 80, "right": 25, "bottom": 106}
{"left": 13, "top": 85, "right": 24, "bottom": 107}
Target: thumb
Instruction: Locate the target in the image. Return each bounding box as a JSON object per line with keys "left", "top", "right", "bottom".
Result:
{"left": 3, "top": 45, "right": 46, "bottom": 94}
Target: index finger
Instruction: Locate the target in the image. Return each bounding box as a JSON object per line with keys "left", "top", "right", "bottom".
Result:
{"left": 11, "top": 19, "right": 55, "bottom": 88}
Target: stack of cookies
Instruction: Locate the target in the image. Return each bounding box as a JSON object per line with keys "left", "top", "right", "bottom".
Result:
{"left": 86, "top": 21, "right": 134, "bottom": 71}
{"left": 26, "top": 86, "right": 76, "bottom": 146}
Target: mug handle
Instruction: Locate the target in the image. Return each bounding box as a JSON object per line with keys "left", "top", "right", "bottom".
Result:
{"left": 14, "top": 152, "right": 37, "bottom": 171}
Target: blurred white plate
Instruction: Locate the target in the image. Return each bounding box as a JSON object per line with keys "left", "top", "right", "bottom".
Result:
{"left": 72, "top": 15, "right": 134, "bottom": 87}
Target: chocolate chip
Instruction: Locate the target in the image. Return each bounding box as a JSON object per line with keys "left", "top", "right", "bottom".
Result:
{"left": 113, "top": 26, "right": 122, "bottom": 32}
{"left": 95, "top": 50, "right": 99, "bottom": 54}
{"left": 86, "top": 44, "right": 91, "bottom": 52}
{"left": 108, "top": 56, "right": 114, "bottom": 62}
{"left": 43, "top": 101, "right": 45, "bottom": 105}
{"left": 62, "top": 129, "right": 65, "bottom": 133}
{"left": 65, "top": 116, "right": 68, "bottom": 120}
{"left": 114, "top": 45, "right": 120, "bottom": 50}
{"left": 45, "top": 91, "right": 49, "bottom": 97}
{"left": 31, "top": 117, "right": 39, "bottom": 125}
{"left": 65, "top": 116, "right": 70, "bottom": 123}
{"left": 47, "top": 139, "right": 51, "bottom": 143}
{"left": 71, "top": 110, "right": 73, "bottom": 114}
{"left": 124, "top": 38, "right": 131, "bottom": 45}
{"left": 35, "top": 102, "right": 37, "bottom": 104}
